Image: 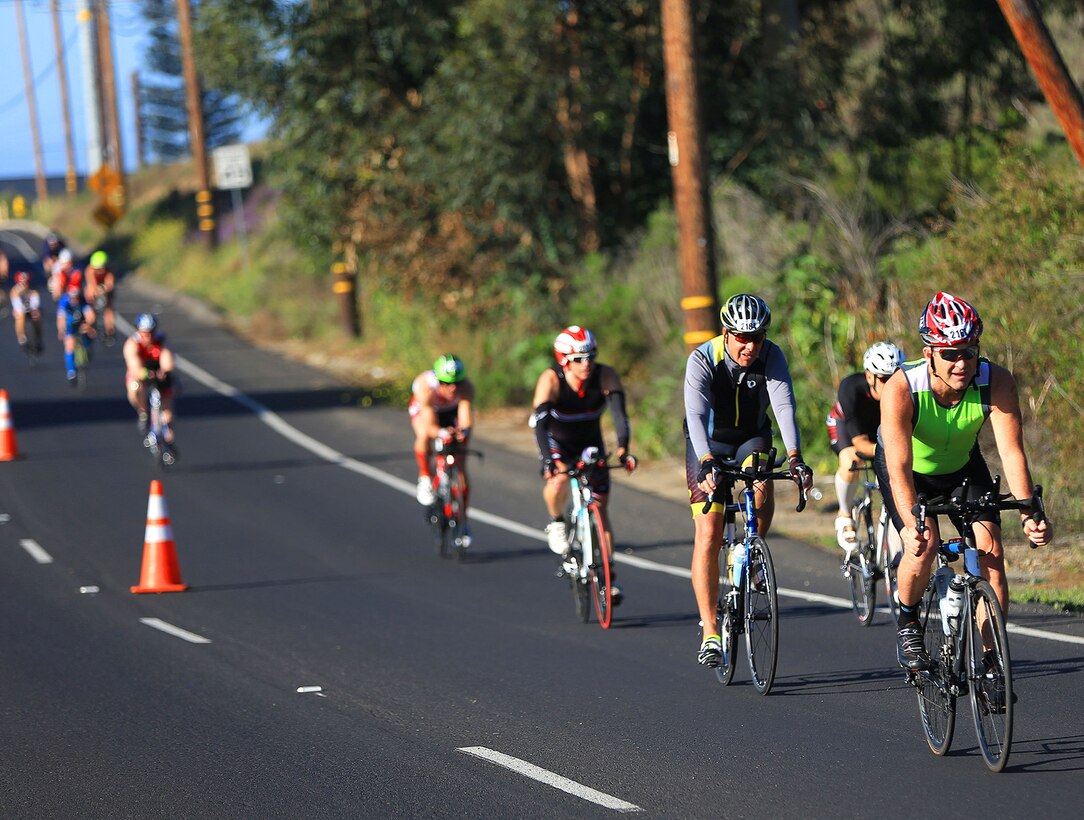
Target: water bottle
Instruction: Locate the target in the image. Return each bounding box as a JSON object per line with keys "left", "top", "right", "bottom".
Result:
{"left": 730, "top": 541, "right": 746, "bottom": 586}
{"left": 943, "top": 576, "right": 965, "bottom": 634}
{"left": 934, "top": 565, "right": 954, "bottom": 636}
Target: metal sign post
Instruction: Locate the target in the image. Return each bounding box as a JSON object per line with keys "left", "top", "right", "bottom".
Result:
{"left": 212, "top": 144, "right": 253, "bottom": 268}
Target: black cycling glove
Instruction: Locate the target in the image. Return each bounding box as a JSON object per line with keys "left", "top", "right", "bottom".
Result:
{"left": 788, "top": 455, "right": 814, "bottom": 492}
{"left": 696, "top": 458, "right": 721, "bottom": 485}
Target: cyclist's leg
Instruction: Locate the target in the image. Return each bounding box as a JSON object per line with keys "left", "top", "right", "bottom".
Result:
{"left": 409, "top": 404, "right": 435, "bottom": 478}
{"left": 63, "top": 333, "right": 77, "bottom": 379}
{"left": 159, "top": 389, "right": 176, "bottom": 443}
{"left": 833, "top": 443, "right": 861, "bottom": 549}
{"left": 687, "top": 437, "right": 728, "bottom": 648}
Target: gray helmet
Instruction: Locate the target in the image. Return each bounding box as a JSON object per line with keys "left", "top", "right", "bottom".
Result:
{"left": 720, "top": 294, "right": 772, "bottom": 334}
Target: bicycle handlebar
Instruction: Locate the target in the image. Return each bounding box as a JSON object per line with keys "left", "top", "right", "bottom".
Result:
{"left": 911, "top": 480, "right": 1045, "bottom": 548}
{"left": 700, "top": 448, "right": 809, "bottom": 515}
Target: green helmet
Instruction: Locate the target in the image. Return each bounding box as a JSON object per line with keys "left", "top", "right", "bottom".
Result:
{"left": 90, "top": 251, "right": 108, "bottom": 268}
{"left": 433, "top": 354, "right": 466, "bottom": 384}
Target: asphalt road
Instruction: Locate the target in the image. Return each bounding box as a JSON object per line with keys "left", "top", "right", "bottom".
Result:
{"left": 2, "top": 226, "right": 1083, "bottom": 817}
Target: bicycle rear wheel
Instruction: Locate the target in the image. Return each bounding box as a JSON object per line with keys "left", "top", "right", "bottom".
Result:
{"left": 565, "top": 508, "right": 591, "bottom": 623}
{"left": 846, "top": 503, "right": 876, "bottom": 626}
{"left": 587, "top": 506, "right": 611, "bottom": 629}
{"left": 744, "top": 537, "right": 778, "bottom": 695}
{"left": 967, "top": 579, "right": 1013, "bottom": 772}
{"left": 916, "top": 584, "right": 956, "bottom": 755}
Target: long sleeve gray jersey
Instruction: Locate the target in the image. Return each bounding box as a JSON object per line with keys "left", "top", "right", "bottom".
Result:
{"left": 684, "top": 336, "right": 802, "bottom": 461}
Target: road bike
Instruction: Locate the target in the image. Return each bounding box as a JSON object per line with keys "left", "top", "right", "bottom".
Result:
{"left": 70, "top": 329, "right": 93, "bottom": 391}
{"left": 707, "top": 449, "right": 808, "bottom": 694}
{"left": 556, "top": 449, "right": 616, "bottom": 629}
{"left": 426, "top": 432, "right": 479, "bottom": 560}
{"left": 143, "top": 379, "right": 177, "bottom": 470}
{"left": 906, "top": 479, "right": 1044, "bottom": 772}
{"left": 841, "top": 461, "right": 900, "bottom": 626}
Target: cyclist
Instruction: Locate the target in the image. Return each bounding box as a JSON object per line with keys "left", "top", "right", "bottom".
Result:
{"left": 409, "top": 355, "right": 475, "bottom": 535}
{"left": 685, "top": 294, "right": 813, "bottom": 667}
{"left": 123, "top": 314, "right": 177, "bottom": 443}
{"left": 40, "top": 231, "right": 65, "bottom": 277}
{"left": 84, "top": 250, "right": 116, "bottom": 345}
{"left": 826, "top": 341, "right": 905, "bottom": 553}
{"left": 876, "top": 292, "right": 1052, "bottom": 672}
{"left": 56, "top": 284, "right": 94, "bottom": 384}
{"left": 11, "top": 271, "right": 44, "bottom": 354}
{"left": 532, "top": 326, "right": 637, "bottom": 603}
{"left": 48, "top": 249, "right": 80, "bottom": 301}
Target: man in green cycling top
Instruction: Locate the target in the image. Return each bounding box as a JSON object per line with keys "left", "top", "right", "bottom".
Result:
{"left": 876, "top": 292, "right": 1052, "bottom": 672}
{"left": 684, "top": 294, "right": 813, "bottom": 668}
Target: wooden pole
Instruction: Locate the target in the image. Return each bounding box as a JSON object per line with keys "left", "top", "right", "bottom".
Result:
{"left": 995, "top": 0, "right": 1084, "bottom": 169}
{"left": 50, "top": 0, "right": 79, "bottom": 195}
{"left": 660, "top": 0, "right": 720, "bottom": 350}
{"left": 176, "top": 0, "right": 215, "bottom": 245}
{"left": 14, "top": 0, "right": 49, "bottom": 203}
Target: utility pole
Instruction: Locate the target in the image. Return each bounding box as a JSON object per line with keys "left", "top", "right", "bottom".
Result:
{"left": 15, "top": 0, "right": 49, "bottom": 203}
{"left": 50, "top": 0, "right": 79, "bottom": 196}
{"left": 77, "top": 0, "right": 104, "bottom": 175}
{"left": 95, "top": 0, "right": 125, "bottom": 195}
{"left": 131, "top": 72, "right": 145, "bottom": 170}
{"left": 660, "top": 0, "right": 719, "bottom": 350}
{"left": 995, "top": 0, "right": 1084, "bottom": 169}
{"left": 176, "top": 0, "right": 215, "bottom": 245}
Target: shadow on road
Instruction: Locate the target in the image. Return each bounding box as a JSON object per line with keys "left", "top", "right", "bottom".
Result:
{"left": 186, "top": 574, "right": 362, "bottom": 593}
{"left": 772, "top": 665, "right": 907, "bottom": 695}
{"left": 1007, "top": 734, "right": 1084, "bottom": 772}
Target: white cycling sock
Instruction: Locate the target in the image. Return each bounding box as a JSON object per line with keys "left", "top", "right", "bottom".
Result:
{"left": 835, "top": 471, "right": 858, "bottom": 516}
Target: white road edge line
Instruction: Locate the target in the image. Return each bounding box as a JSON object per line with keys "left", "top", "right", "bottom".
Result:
{"left": 457, "top": 746, "right": 642, "bottom": 813}
{"left": 20, "top": 539, "right": 53, "bottom": 564}
{"left": 139, "top": 617, "right": 212, "bottom": 644}
{"left": 161, "top": 341, "right": 1084, "bottom": 648}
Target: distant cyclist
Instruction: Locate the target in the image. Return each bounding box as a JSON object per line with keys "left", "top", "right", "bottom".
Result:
{"left": 532, "top": 326, "right": 637, "bottom": 605}
{"left": 409, "top": 355, "right": 476, "bottom": 530}
{"left": 11, "top": 271, "right": 44, "bottom": 354}
{"left": 40, "top": 231, "right": 65, "bottom": 277}
{"left": 877, "top": 292, "right": 1052, "bottom": 672}
{"left": 84, "top": 250, "right": 116, "bottom": 345}
{"left": 123, "top": 314, "right": 176, "bottom": 443}
{"left": 56, "top": 284, "right": 93, "bottom": 384}
{"left": 826, "top": 341, "right": 905, "bottom": 554}
{"left": 684, "top": 294, "right": 813, "bottom": 667}
{"left": 48, "top": 249, "right": 80, "bottom": 301}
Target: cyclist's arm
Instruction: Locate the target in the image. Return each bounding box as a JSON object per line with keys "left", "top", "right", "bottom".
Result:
{"left": 600, "top": 365, "right": 630, "bottom": 457}
{"left": 531, "top": 369, "right": 563, "bottom": 467}
{"left": 455, "top": 380, "right": 475, "bottom": 439}
{"left": 764, "top": 345, "right": 802, "bottom": 459}
{"left": 879, "top": 369, "right": 928, "bottom": 551}
{"left": 683, "top": 347, "right": 715, "bottom": 462}
{"left": 158, "top": 346, "right": 175, "bottom": 375}
{"left": 123, "top": 338, "right": 144, "bottom": 378}
{"left": 988, "top": 364, "right": 1052, "bottom": 544}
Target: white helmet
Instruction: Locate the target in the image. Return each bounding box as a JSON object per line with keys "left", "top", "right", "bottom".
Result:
{"left": 720, "top": 294, "right": 771, "bottom": 334}
{"left": 863, "top": 341, "right": 905, "bottom": 376}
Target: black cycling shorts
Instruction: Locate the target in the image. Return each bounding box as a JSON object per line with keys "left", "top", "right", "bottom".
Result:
{"left": 685, "top": 433, "right": 772, "bottom": 513}
{"left": 874, "top": 443, "right": 999, "bottom": 534}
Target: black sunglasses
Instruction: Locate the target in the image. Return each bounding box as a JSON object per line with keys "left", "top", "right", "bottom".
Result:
{"left": 730, "top": 331, "right": 766, "bottom": 345}
{"left": 936, "top": 346, "right": 979, "bottom": 362}
{"left": 568, "top": 354, "right": 596, "bottom": 363}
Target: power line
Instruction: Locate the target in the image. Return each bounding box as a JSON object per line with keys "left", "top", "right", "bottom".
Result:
{"left": 0, "top": 15, "right": 81, "bottom": 115}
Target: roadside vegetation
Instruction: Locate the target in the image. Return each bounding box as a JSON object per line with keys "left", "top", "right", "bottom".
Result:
{"left": 32, "top": 2, "right": 1084, "bottom": 606}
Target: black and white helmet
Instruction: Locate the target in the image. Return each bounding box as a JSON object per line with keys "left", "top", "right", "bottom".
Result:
{"left": 720, "top": 294, "right": 771, "bottom": 334}
{"left": 863, "top": 341, "right": 905, "bottom": 376}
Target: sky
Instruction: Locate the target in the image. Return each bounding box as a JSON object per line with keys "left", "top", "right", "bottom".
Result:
{"left": 0, "top": 0, "right": 263, "bottom": 181}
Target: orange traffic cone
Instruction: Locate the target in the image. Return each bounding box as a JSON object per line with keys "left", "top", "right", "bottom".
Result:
{"left": 0, "top": 389, "right": 19, "bottom": 461}
{"left": 130, "top": 480, "right": 188, "bottom": 593}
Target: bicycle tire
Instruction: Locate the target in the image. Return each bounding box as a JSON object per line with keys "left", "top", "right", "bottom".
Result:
{"left": 847, "top": 502, "right": 876, "bottom": 626}
{"left": 587, "top": 505, "right": 612, "bottom": 629}
{"left": 74, "top": 342, "right": 89, "bottom": 391}
{"left": 714, "top": 583, "right": 739, "bottom": 687}
{"left": 916, "top": 583, "right": 956, "bottom": 755}
{"left": 967, "top": 579, "right": 1013, "bottom": 772}
{"left": 450, "top": 467, "right": 469, "bottom": 561}
{"left": 879, "top": 511, "right": 900, "bottom": 621}
{"left": 565, "top": 501, "right": 591, "bottom": 623}
{"left": 439, "top": 471, "right": 457, "bottom": 559}
{"left": 744, "top": 537, "right": 778, "bottom": 695}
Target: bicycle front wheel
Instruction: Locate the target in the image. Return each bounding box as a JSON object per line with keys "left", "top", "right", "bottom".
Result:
{"left": 715, "top": 581, "right": 739, "bottom": 687}
{"left": 448, "top": 467, "right": 468, "bottom": 561}
{"left": 744, "top": 537, "right": 778, "bottom": 695}
{"left": 916, "top": 584, "right": 956, "bottom": 756}
{"left": 566, "top": 508, "right": 591, "bottom": 623}
{"left": 847, "top": 503, "right": 876, "bottom": 626}
{"left": 587, "top": 506, "right": 612, "bottom": 629}
{"left": 879, "top": 513, "right": 900, "bottom": 621}
{"left": 967, "top": 579, "right": 1013, "bottom": 772}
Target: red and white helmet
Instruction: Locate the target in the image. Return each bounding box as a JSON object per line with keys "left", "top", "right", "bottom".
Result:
{"left": 554, "top": 326, "right": 597, "bottom": 366}
{"left": 919, "top": 292, "right": 983, "bottom": 346}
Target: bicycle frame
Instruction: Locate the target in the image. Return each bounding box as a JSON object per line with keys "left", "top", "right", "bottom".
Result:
{"left": 560, "top": 456, "right": 613, "bottom": 629}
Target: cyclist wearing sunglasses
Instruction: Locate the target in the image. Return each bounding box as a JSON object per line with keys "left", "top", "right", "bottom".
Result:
{"left": 532, "top": 326, "right": 637, "bottom": 604}
{"left": 826, "top": 341, "right": 905, "bottom": 553}
{"left": 684, "top": 293, "right": 814, "bottom": 667}
{"left": 876, "top": 292, "right": 1052, "bottom": 671}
